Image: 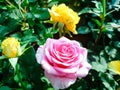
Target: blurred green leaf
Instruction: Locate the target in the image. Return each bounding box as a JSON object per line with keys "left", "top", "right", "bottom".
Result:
{"left": 77, "top": 26, "right": 91, "bottom": 34}
{"left": 21, "top": 30, "right": 38, "bottom": 44}
{"left": 0, "top": 86, "right": 11, "bottom": 90}
{"left": 99, "top": 50, "right": 108, "bottom": 66}
{"left": 31, "top": 6, "right": 50, "bottom": 20}
{"left": 47, "top": 88, "right": 54, "bottom": 90}
{"left": 0, "top": 19, "right": 19, "bottom": 38}
{"left": 92, "top": 62, "right": 107, "bottom": 72}
{"left": 92, "top": 19, "right": 101, "bottom": 27}
{"left": 19, "top": 46, "right": 36, "bottom": 66}
{"left": 78, "top": 7, "right": 92, "bottom": 15}
{"left": 105, "top": 46, "right": 117, "bottom": 58}
{"left": 92, "top": 1, "right": 103, "bottom": 12}
{"left": 0, "top": 0, "right": 4, "bottom": 2}
{"left": 14, "top": 74, "right": 19, "bottom": 83}
{"left": 114, "top": 41, "right": 120, "bottom": 48}
{"left": 29, "top": 0, "right": 36, "bottom": 3}
{"left": 0, "top": 5, "right": 7, "bottom": 10}
{"left": 48, "top": 1, "right": 58, "bottom": 7}
{"left": 41, "top": 76, "right": 50, "bottom": 85}
{"left": 0, "top": 25, "right": 8, "bottom": 37}
{"left": 100, "top": 73, "right": 118, "bottom": 90}
{"left": 23, "top": 0, "right": 29, "bottom": 6}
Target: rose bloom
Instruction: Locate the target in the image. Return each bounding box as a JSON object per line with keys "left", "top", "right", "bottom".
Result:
{"left": 1, "top": 37, "right": 21, "bottom": 58}
{"left": 49, "top": 4, "right": 80, "bottom": 34}
{"left": 36, "top": 37, "right": 91, "bottom": 89}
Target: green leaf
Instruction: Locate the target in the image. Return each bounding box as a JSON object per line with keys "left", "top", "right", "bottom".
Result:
{"left": 92, "top": 19, "right": 101, "bottom": 27}
{"left": 77, "top": 26, "right": 91, "bottom": 34}
{"left": 92, "top": 1, "right": 103, "bottom": 12}
{"left": 0, "top": 5, "right": 7, "bottom": 10}
{"left": 14, "top": 74, "right": 20, "bottom": 83}
{"left": 99, "top": 50, "right": 109, "bottom": 65}
{"left": 38, "top": 8, "right": 50, "bottom": 20}
{"left": 105, "top": 31, "right": 115, "bottom": 39}
{"left": 23, "top": 0, "right": 29, "bottom": 6}
{"left": 29, "top": 0, "right": 36, "bottom": 3}
{"left": 0, "top": 86, "right": 11, "bottom": 90}
{"left": 41, "top": 76, "right": 50, "bottom": 85}
{"left": 31, "top": 6, "right": 50, "bottom": 20}
{"left": 21, "top": 30, "right": 38, "bottom": 44}
{"left": 47, "top": 88, "right": 54, "bottom": 90}
{"left": 114, "top": 41, "right": 120, "bottom": 48}
{"left": 19, "top": 47, "right": 36, "bottom": 66}
{"left": 78, "top": 7, "right": 92, "bottom": 15}
{"left": 14, "top": 0, "right": 19, "bottom": 4}
{"left": 112, "top": 0, "right": 120, "bottom": 5}
{"left": 0, "top": 19, "right": 19, "bottom": 38}
{"left": 100, "top": 73, "right": 118, "bottom": 90}
{"left": 0, "top": 55, "right": 6, "bottom": 60}
{"left": 0, "top": 25, "right": 8, "bottom": 37}
{"left": 0, "top": 0, "right": 4, "bottom": 2}
{"left": 105, "top": 46, "right": 117, "bottom": 58}
{"left": 92, "top": 62, "right": 107, "bottom": 72}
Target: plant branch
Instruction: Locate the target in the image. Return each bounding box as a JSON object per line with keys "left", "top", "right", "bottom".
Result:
{"left": 102, "top": 0, "right": 106, "bottom": 17}
{"left": 93, "top": 0, "right": 106, "bottom": 47}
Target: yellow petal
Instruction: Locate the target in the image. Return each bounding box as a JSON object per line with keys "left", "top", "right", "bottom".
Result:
{"left": 108, "top": 60, "right": 120, "bottom": 75}
{"left": 1, "top": 37, "right": 21, "bottom": 58}
{"left": 49, "top": 3, "right": 80, "bottom": 34}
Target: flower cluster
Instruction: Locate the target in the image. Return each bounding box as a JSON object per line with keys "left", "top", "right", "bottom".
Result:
{"left": 35, "top": 4, "right": 92, "bottom": 89}
{"left": 49, "top": 4, "right": 80, "bottom": 34}
{"left": 0, "top": 1, "right": 120, "bottom": 90}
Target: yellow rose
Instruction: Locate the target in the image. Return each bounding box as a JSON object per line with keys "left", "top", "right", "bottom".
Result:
{"left": 49, "top": 4, "right": 80, "bottom": 34}
{"left": 108, "top": 60, "right": 120, "bottom": 75}
{"left": 1, "top": 37, "right": 21, "bottom": 58}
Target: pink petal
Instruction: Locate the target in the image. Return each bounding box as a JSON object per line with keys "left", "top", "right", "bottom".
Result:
{"left": 77, "top": 62, "right": 91, "bottom": 78}
{"left": 45, "top": 71, "right": 76, "bottom": 89}
{"left": 42, "top": 59, "right": 77, "bottom": 77}
{"left": 41, "top": 60, "right": 58, "bottom": 75}
{"left": 54, "top": 65, "right": 79, "bottom": 74}
{"left": 36, "top": 46, "right": 44, "bottom": 64}
{"left": 59, "top": 37, "right": 70, "bottom": 42}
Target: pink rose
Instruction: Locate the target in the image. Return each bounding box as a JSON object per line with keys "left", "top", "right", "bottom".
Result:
{"left": 36, "top": 37, "right": 91, "bottom": 89}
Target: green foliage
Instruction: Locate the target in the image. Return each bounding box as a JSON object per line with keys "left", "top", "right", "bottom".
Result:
{"left": 0, "top": 0, "right": 120, "bottom": 90}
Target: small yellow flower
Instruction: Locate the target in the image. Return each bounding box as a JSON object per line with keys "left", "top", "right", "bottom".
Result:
{"left": 49, "top": 3, "right": 80, "bottom": 34}
{"left": 108, "top": 60, "right": 120, "bottom": 75}
{"left": 1, "top": 37, "right": 21, "bottom": 58}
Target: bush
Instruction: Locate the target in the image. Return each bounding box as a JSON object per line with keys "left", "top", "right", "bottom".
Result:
{"left": 0, "top": 0, "right": 120, "bottom": 90}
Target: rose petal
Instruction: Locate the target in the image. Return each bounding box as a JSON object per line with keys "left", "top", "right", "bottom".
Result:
{"left": 41, "top": 58, "right": 70, "bottom": 76}
{"left": 79, "top": 47, "right": 87, "bottom": 62}
{"left": 45, "top": 71, "right": 76, "bottom": 89}
{"left": 41, "top": 59, "right": 59, "bottom": 75}
{"left": 36, "top": 46, "right": 44, "bottom": 64}
{"left": 77, "top": 62, "right": 91, "bottom": 78}
{"left": 59, "top": 37, "right": 71, "bottom": 42}
{"left": 54, "top": 65, "right": 79, "bottom": 74}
